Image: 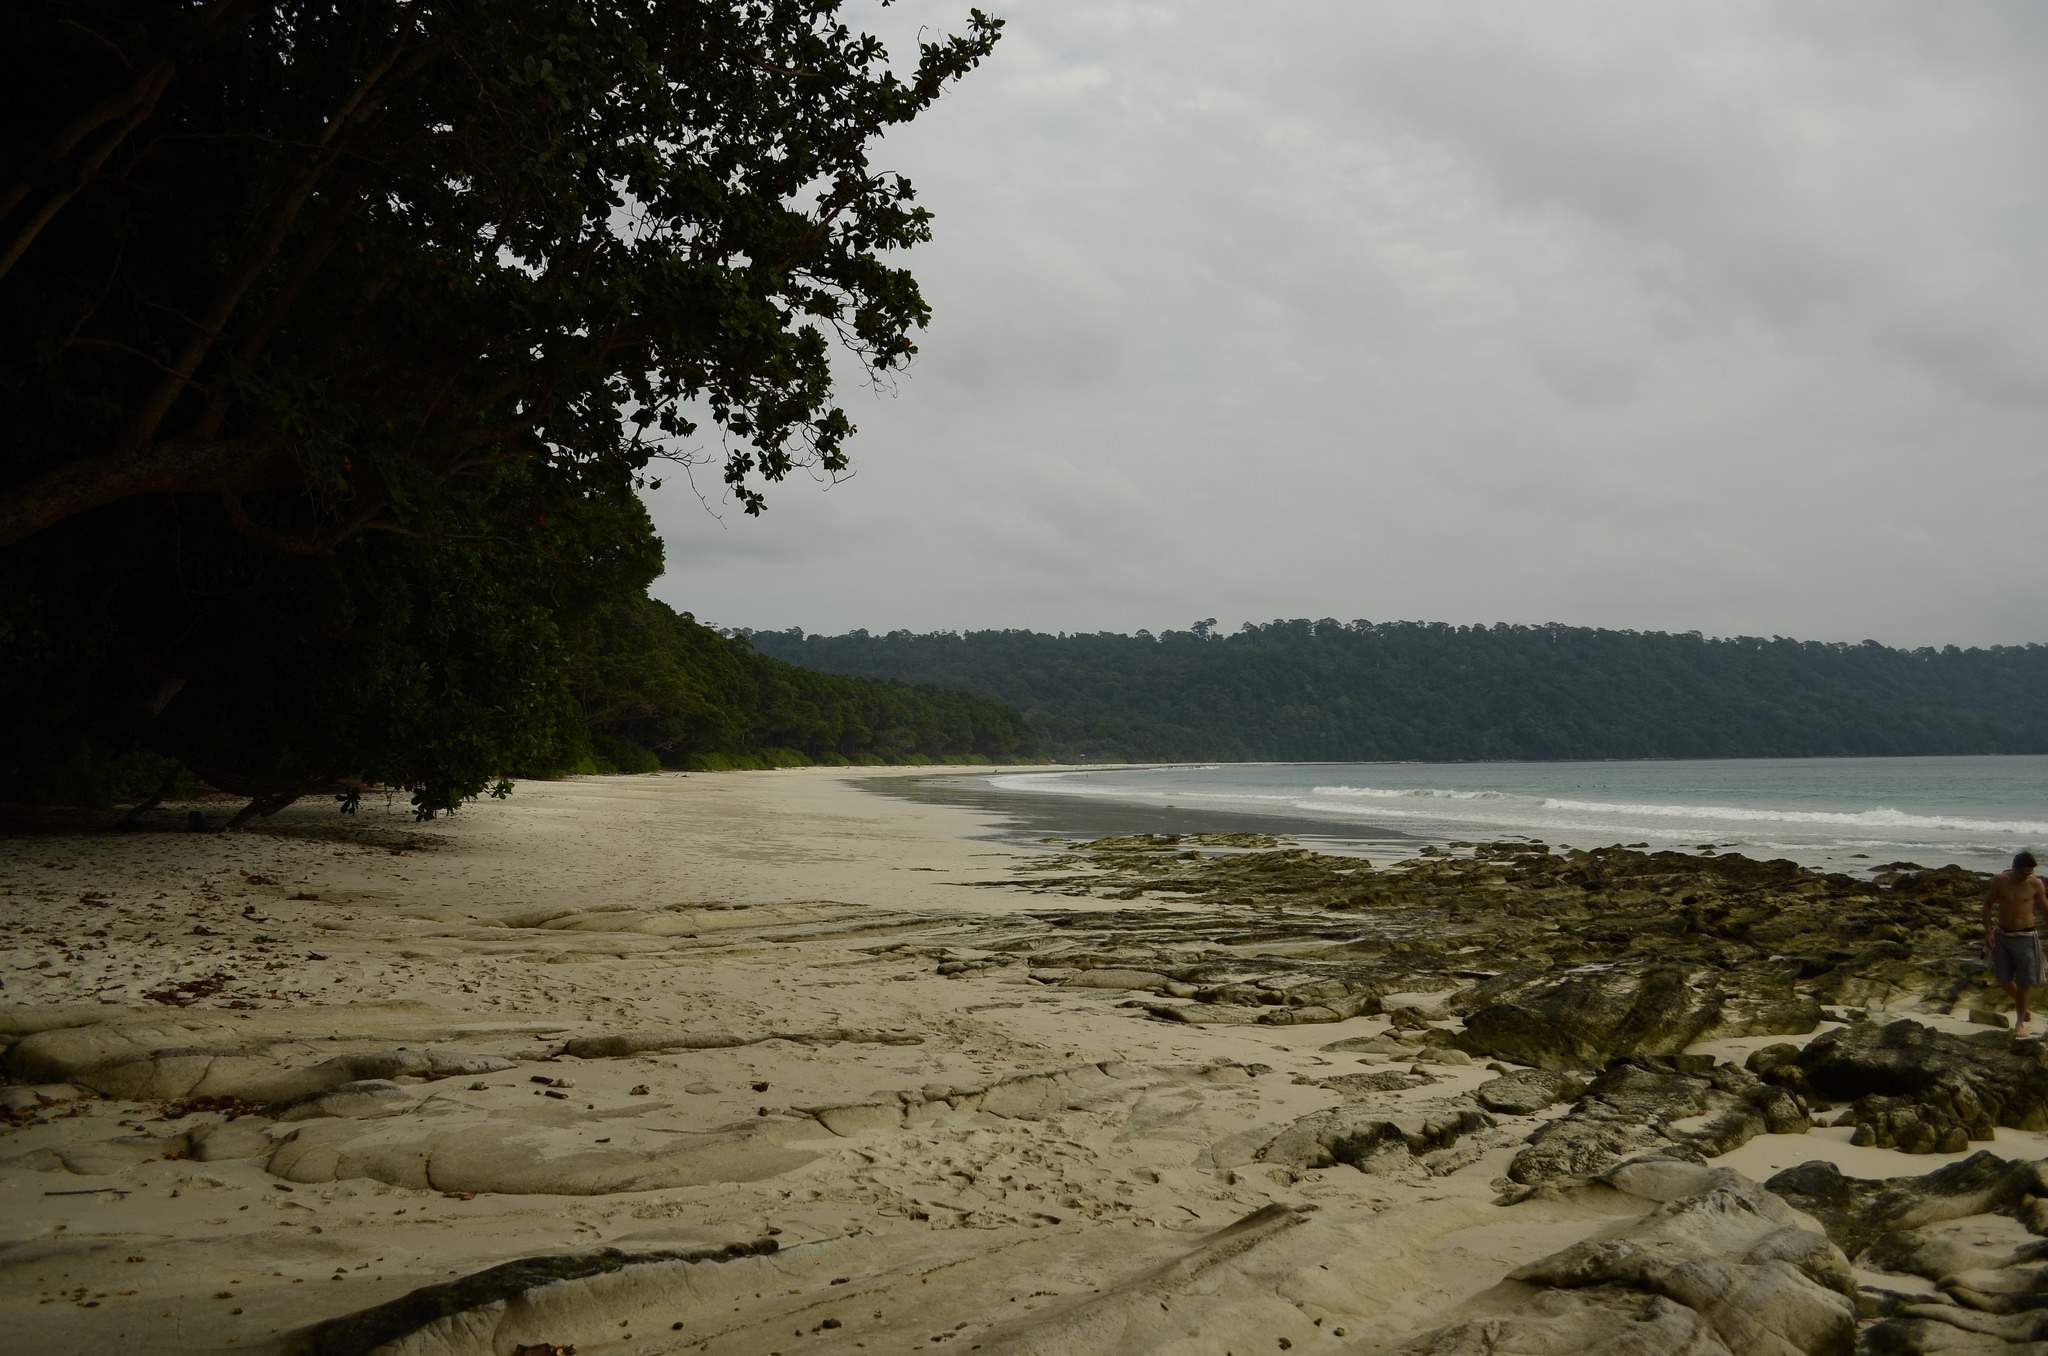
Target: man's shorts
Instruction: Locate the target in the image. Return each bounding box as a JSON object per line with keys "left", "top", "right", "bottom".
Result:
{"left": 1993, "top": 928, "right": 2045, "bottom": 987}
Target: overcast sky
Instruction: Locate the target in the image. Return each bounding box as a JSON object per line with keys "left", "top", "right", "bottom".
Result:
{"left": 645, "top": 0, "right": 2048, "bottom": 649}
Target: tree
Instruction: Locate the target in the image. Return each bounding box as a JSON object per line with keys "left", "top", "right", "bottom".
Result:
{"left": 0, "top": 0, "right": 1001, "bottom": 818}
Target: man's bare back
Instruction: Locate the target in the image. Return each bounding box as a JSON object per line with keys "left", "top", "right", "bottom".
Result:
{"left": 1984, "top": 851, "right": 2045, "bottom": 1035}
{"left": 1987, "top": 866, "right": 2046, "bottom": 933}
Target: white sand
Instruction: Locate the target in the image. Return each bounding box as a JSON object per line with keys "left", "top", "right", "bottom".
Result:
{"left": 0, "top": 769, "right": 2028, "bottom": 1354}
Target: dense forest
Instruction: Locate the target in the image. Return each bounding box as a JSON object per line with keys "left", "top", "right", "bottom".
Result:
{"left": 746, "top": 620, "right": 2048, "bottom": 763}
{"left": 564, "top": 599, "right": 1038, "bottom": 773}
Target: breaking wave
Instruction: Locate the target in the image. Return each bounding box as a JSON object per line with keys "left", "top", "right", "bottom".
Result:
{"left": 1534, "top": 798, "right": 2048, "bottom": 836}
{"left": 1311, "top": 785, "right": 1517, "bottom": 802}
{"left": 1302, "top": 784, "right": 2046, "bottom": 836}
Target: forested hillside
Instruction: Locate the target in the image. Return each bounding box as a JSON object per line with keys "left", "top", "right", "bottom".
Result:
{"left": 566, "top": 599, "right": 1039, "bottom": 773}
{"left": 746, "top": 621, "right": 2048, "bottom": 763}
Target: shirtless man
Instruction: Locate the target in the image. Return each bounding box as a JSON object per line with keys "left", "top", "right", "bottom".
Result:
{"left": 1985, "top": 851, "right": 2047, "bottom": 1036}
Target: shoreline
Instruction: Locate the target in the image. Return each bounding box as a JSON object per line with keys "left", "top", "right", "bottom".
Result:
{"left": 910, "top": 757, "right": 2041, "bottom": 876}
{"left": 0, "top": 767, "right": 2037, "bottom": 1355}
{"left": 863, "top": 768, "right": 1418, "bottom": 859}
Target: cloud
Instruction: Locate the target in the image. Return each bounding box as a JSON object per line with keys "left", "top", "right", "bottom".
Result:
{"left": 919, "top": 227, "right": 1135, "bottom": 389}
{"left": 1323, "top": 3, "right": 2048, "bottom": 401}
{"left": 646, "top": 0, "right": 2048, "bottom": 647}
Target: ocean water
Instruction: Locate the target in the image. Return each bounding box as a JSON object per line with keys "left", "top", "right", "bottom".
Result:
{"left": 980, "top": 757, "right": 2048, "bottom": 874}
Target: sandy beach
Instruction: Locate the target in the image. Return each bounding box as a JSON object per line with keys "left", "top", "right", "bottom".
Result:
{"left": 3, "top": 768, "right": 2043, "bottom": 1356}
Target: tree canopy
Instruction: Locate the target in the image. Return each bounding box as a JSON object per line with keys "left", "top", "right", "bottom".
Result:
{"left": 747, "top": 621, "right": 2048, "bottom": 763}
{"left": 0, "top": 0, "right": 1002, "bottom": 817}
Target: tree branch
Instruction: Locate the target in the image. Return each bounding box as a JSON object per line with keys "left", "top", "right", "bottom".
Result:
{"left": 119, "top": 760, "right": 186, "bottom": 828}
{"left": 0, "top": 61, "right": 176, "bottom": 283}
{"left": 219, "top": 492, "right": 331, "bottom": 555}
{"left": 220, "top": 490, "right": 415, "bottom": 556}
{"left": 0, "top": 435, "right": 294, "bottom": 548}
{"left": 72, "top": 336, "right": 206, "bottom": 382}
{"left": 0, "top": 49, "right": 174, "bottom": 224}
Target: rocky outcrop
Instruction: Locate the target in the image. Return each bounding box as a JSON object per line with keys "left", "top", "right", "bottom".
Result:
{"left": 1459, "top": 961, "right": 1717, "bottom": 1069}
{"left": 999, "top": 841, "right": 1990, "bottom": 1054}
{"left": 1473, "top": 1068, "right": 1586, "bottom": 1115}
{"left": 1763, "top": 1153, "right": 2048, "bottom": 1258}
{"left": 1781, "top": 1020, "right": 2048, "bottom": 1153}
{"left": 1861, "top": 1228, "right": 2048, "bottom": 1289}
{"left": 1401, "top": 1169, "right": 1855, "bottom": 1356}
{"left": 1254, "top": 1106, "right": 1494, "bottom": 1174}
{"left": 4, "top": 1129, "right": 196, "bottom": 1175}
{"left": 1760, "top": 1154, "right": 2048, "bottom": 1353}
{"left": 1457, "top": 960, "right": 1821, "bottom": 1071}
{"left": 1508, "top": 1059, "right": 1809, "bottom": 1186}
{"left": 1509, "top": 1063, "right": 1707, "bottom": 1185}
{"left": 969, "top": 1202, "right": 1314, "bottom": 1356}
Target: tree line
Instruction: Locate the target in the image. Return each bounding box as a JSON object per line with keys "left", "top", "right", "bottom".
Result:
{"left": 745, "top": 620, "right": 2048, "bottom": 763}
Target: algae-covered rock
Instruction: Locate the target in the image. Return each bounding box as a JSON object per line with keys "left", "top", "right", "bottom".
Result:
{"left": 1795, "top": 1020, "right": 2048, "bottom": 1151}
{"left": 1322, "top": 1034, "right": 1420, "bottom": 1056}
{"left": 1859, "top": 1228, "right": 2048, "bottom": 1283}
{"left": 1820, "top": 1159, "right": 2048, "bottom": 1353}
{"left": 1458, "top": 962, "right": 1821, "bottom": 1071}
{"left": 1508, "top": 1063, "right": 1711, "bottom": 1185}
{"left": 996, "top": 843, "right": 1971, "bottom": 1074}
{"left": 1506, "top": 1059, "right": 1808, "bottom": 1185}
{"left": 1457, "top": 963, "right": 1725, "bottom": 1071}
{"left": 1314, "top": 1069, "right": 1440, "bottom": 1097}
{"left": 559, "top": 1028, "right": 920, "bottom": 1058}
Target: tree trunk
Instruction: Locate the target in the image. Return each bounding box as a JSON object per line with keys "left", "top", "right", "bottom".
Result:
{"left": 119, "top": 763, "right": 187, "bottom": 827}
